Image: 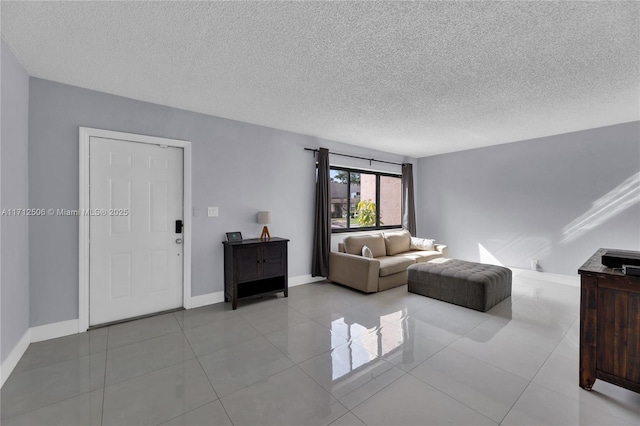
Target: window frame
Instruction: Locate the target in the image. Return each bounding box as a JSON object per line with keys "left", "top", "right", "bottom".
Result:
{"left": 329, "top": 165, "right": 402, "bottom": 234}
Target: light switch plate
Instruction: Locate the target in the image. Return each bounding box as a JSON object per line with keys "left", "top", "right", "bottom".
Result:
{"left": 208, "top": 207, "right": 219, "bottom": 217}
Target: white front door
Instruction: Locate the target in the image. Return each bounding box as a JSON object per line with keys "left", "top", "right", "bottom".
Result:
{"left": 89, "top": 137, "right": 184, "bottom": 326}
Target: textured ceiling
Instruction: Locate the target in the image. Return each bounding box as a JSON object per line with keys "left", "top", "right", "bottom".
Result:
{"left": 2, "top": 1, "right": 639, "bottom": 157}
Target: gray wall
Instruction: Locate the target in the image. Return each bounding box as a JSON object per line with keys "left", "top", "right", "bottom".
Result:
{"left": 1, "top": 42, "right": 30, "bottom": 363}
{"left": 28, "top": 78, "right": 414, "bottom": 327}
{"left": 23, "top": 74, "right": 636, "bottom": 328}
{"left": 417, "top": 122, "right": 640, "bottom": 276}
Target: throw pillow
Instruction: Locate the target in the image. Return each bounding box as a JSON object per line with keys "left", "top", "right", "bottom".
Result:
{"left": 362, "top": 245, "right": 373, "bottom": 258}
{"left": 410, "top": 237, "right": 435, "bottom": 251}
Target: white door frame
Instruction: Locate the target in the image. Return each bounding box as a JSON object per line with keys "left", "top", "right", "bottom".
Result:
{"left": 78, "top": 127, "right": 192, "bottom": 332}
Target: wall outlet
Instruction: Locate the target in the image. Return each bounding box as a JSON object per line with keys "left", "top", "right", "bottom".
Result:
{"left": 531, "top": 259, "right": 539, "bottom": 271}
{"left": 208, "top": 207, "right": 218, "bottom": 217}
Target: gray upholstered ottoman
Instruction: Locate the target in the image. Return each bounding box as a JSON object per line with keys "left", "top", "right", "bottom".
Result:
{"left": 407, "top": 259, "right": 512, "bottom": 312}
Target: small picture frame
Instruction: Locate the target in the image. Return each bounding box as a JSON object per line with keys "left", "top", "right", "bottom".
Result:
{"left": 225, "top": 231, "right": 243, "bottom": 242}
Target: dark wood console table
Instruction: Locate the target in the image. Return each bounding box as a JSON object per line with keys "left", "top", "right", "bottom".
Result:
{"left": 223, "top": 237, "right": 289, "bottom": 309}
{"left": 579, "top": 248, "right": 640, "bottom": 393}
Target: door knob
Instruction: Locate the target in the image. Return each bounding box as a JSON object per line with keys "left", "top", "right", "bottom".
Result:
{"left": 176, "top": 238, "right": 183, "bottom": 244}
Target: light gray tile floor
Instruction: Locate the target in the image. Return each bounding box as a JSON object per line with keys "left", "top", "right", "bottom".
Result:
{"left": 2, "top": 274, "right": 639, "bottom": 425}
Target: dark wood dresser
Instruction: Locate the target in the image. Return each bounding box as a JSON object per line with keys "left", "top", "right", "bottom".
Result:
{"left": 223, "top": 237, "right": 289, "bottom": 309}
{"left": 579, "top": 248, "right": 640, "bottom": 393}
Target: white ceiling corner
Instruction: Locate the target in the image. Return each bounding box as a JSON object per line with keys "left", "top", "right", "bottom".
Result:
{"left": 2, "top": 1, "right": 639, "bottom": 157}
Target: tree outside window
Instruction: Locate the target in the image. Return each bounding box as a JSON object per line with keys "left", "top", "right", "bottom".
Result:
{"left": 329, "top": 166, "right": 401, "bottom": 232}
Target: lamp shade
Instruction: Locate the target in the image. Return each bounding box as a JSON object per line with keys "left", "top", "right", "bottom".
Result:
{"left": 257, "top": 211, "right": 272, "bottom": 225}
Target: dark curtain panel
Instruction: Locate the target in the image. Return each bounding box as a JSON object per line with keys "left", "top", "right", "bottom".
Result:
{"left": 402, "top": 163, "right": 417, "bottom": 236}
{"left": 312, "top": 148, "right": 331, "bottom": 277}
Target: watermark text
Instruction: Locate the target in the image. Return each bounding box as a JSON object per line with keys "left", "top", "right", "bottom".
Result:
{"left": 1, "top": 208, "right": 130, "bottom": 217}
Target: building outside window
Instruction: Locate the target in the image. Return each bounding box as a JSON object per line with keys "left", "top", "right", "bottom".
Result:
{"left": 330, "top": 167, "right": 401, "bottom": 232}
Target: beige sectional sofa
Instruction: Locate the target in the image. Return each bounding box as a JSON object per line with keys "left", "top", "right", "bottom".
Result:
{"left": 328, "top": 230, "right": 448, "bottom": 293}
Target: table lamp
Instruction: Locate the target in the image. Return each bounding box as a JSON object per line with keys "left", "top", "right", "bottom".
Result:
{"left": 258, "top": 211, "right": 272, "bottom": 241}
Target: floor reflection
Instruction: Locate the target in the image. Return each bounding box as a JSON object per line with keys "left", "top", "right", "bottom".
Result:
{"left": 328, "top": 317, "right": 378, "bottom": 381}
{"left": 330, "top": 310, "right": 407, "bottom": 382}
{"left": 330, "top": 297, "right": 516, "bottom": 381}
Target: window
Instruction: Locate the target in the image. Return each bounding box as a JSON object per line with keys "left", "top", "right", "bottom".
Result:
{"left": 330, "top": 166, "right": 402, "bottom": 232}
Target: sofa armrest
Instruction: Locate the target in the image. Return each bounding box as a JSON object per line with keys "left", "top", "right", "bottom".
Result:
{"left": 435, "top": 244, "right": 448, "bottom": 258}
{"left": 328, "top": 252, "right": 380, "bottom": 293}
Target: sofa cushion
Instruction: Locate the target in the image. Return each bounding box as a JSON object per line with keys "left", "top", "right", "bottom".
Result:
{"left": 397, "top": 250, "right": 443, "bottom": 263}
{"left": 377, "top": 256, "right": 415, "bottom": 277}
{"left": 383, "top": 230, "right": 411, "bottom": 256}
{"left": 410, "top": 237, "right": 435, "bottom": 251}
{"left": 344, "top": 234, "right": 386, "bottom": 258}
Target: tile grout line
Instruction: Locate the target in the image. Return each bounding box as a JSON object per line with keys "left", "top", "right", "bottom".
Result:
{"left": 404, "top": 349, "right": 501, "bottom": 426}
{"left": 195, "top": 302, "right": 340, "bottom": 409}
{"left": 496, "top": 312, "right": 579, "bottom": 425}
{"left": 217, "top": 364, "right": 302, "bottom": 425}
{"left": 101, "top": 315, "right": 206, "bottom": 424}
{"left": 0, "top": 385, "right": 106, "bottom": 424}
{"left": 287, "top": 328, "right": 416, "bottom": 426}
{"left": 106, "top": 327, "right": 182, "bottom": 351}
{"left": 507, "top": 315, "right": 638, "bottom": 424}
{"left": 170, "top": 308, "right": 235, "bottom": 424}
{"left": 398, "top": 288, "right": 574, "bottom": 425}
{"left": 101, "top": 351, "right": 199, "bottom": 389}
{"left": 296, "top": 309, "right": 436, "bottom": 423}
{"left": 201, "top": 289, "right": 379, "bottom": 423}
{"left": 100, "top": 326, "right": 109, "bottom": 426}
{"left": 183, "top": 313, "right": 236, "bottom": 426}
{"left": 0, "top": 333, "right": 110, "bottom": 423}
{"left": 172, "top": 311, "right": 186, "bottom": 332}
{"left": 101, "top": 319, "right": 198, "bottom": 388}
{"left": 4, "top": 330, "right": 112, "bottom": 379}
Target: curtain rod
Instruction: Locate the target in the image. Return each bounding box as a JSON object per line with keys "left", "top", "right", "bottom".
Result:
{"left": 304, "top": 148, "right": 403, "bottom": 166}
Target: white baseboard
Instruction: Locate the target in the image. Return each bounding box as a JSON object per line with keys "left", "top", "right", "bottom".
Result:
{"left": 289, "top": 274, "right": 326, "bottom": 287}
{"left": 1, "top": 328, "right": 30, "bottom": 387}
{"left": 190, "top": 290, "right": 225, "bottom": 309}
{"left": 188, "top": 274, "right": 324, "bottom": 309}
{"left": 510, "top": 267, "right": 579, "bottom": 287}
{"left": 30, "top": 319, "right": 79, "bottom": 343}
